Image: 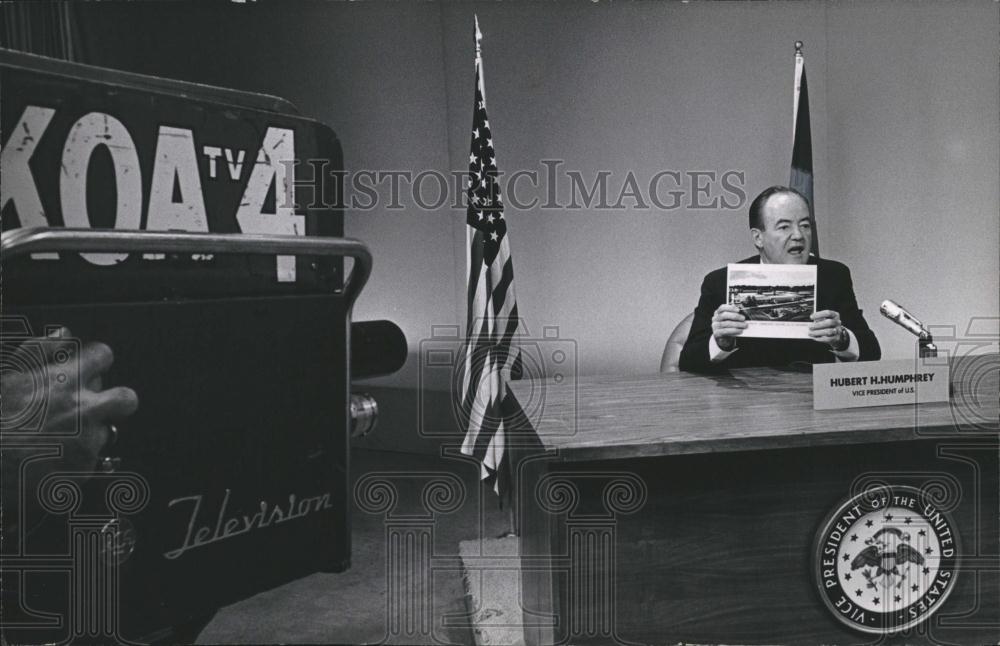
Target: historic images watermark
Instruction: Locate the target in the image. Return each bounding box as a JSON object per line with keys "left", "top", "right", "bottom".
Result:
{"left": 280, "top": 159, "right": 747, "bottom": 213}
{"left": 417, "top": 323, "right": 578, "bottom": 440}
{"left": 352, "top": 465, "right": 648, "bottom": 645}
{"left": 0, "top": 317, "right": 82, "bottom": 437}
{"left": 925, "top": 316, "right": 999, "bottom": 436}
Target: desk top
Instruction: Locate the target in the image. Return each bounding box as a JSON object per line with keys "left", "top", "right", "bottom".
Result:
{"left": 507, "top": 354, "right": 999, "bottom": 462}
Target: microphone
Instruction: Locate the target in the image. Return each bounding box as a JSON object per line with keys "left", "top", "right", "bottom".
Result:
{"left": 880, "top": 300, "right": 930, "bottom": 339}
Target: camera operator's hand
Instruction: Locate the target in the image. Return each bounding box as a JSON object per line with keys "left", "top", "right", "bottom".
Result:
{"left": 2, "top": 328, "right": 138, "bottom": 532}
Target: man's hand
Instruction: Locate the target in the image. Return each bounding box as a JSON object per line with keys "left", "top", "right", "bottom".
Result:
{"left": 0, "top": 328, "right": 139, "bottom": 471}
{"left": 2, "top": 328, "right": 139, "bottom": 531}
{"left": 712, "top": 304, "right": 747, "bottom": 351}
{"left": 809, "top": 310, "right": 849, "bottom": 351}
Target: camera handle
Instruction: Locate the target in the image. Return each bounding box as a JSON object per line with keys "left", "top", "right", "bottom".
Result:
{"left": 1, "top": 227, "right": 372, "bottom": 306}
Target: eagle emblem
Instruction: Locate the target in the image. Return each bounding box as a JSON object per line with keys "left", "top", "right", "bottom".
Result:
{"left": 851, "top": 527, "right": 925, "bottom": 589}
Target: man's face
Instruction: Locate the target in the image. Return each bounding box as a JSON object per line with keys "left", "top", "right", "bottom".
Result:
{"left": 751, "top": 193, "right": 813, "bottom": 264}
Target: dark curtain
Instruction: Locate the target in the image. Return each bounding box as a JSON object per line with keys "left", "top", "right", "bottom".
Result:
{"left": 1, "top": 1, "right": 81, "bottom": 61}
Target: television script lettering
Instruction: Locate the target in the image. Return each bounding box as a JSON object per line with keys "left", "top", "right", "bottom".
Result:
{"left": 164, "top": 488, "right": 333, "bottom": 559}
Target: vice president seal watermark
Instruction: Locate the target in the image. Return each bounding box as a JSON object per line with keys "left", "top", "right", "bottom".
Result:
{"left": 813, "top": 485, "right": 959, "bottom": 634}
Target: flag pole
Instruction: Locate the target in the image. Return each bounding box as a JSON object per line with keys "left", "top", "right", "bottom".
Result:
{"left": 792, "top": 40, "right": 804, "bottom": 143}
{"left": 467, "top": 16, "right": 479, "bottom": 334}
{"left": 475, "top": 15, "right": 486, "bottom": 108}
{"left": 468, "top": 16, "right": 484, "bottom": 318}
{"left": 474, "top": 15, "right": 516, "bottom": 538}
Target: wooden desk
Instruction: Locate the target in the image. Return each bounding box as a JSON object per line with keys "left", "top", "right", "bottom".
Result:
{"left": 509, "top": 355, "right": 999, "bottom": 645}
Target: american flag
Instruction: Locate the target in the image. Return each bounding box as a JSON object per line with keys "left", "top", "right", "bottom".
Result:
{"left": 460, "top": 20, "right": 524, "bottom": 498}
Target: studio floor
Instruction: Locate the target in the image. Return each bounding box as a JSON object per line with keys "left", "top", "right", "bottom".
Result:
{"left": 196, "top": 448, "right": 510, "bottom": 645}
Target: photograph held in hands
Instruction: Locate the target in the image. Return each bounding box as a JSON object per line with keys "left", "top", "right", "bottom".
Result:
{"left": 726, "top": 263, "right": 817, "bottom": 339}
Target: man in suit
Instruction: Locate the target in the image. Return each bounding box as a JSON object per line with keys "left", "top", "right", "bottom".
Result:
{"left": 679, "top": 186, "right": 880, "bottom": 372}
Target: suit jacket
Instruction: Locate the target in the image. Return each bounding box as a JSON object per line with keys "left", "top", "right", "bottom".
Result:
{"left": 678, "top": 255, "right": 881, "bottom": 373}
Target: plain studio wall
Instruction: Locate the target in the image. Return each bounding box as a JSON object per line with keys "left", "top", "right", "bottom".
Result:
{"left": 71, "top": 0, "right": 999, "bottom": 389}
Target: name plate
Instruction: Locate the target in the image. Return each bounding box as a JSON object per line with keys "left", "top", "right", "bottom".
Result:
{"left": 813, "top": 359, "right": 950, "bottom": 410}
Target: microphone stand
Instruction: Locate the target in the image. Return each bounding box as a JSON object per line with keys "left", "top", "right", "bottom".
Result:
{"left": 917, "top": 331, "right": 938, "bottom": 358}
